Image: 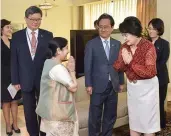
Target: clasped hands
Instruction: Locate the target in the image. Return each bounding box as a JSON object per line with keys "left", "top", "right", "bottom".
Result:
{"left": 66, "top": 56, "right": 75, "bottom": 72}
{"left": 121, "top": 48, "right": 133, "bottom": 65}
{"left": 85, "top": 49, "right": 132, "bottom": 95}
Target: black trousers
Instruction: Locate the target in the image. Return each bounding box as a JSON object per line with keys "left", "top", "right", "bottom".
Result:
{"left": 159, "top": 84, "right": 168, "bottom": 129}
{"left": 88, "top": 81, "right": 118, "bottom": 136}
{"left": 22, "top": 88, "right": 46, "bottom": 136}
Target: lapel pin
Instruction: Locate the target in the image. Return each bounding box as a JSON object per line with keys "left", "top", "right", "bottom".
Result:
{"left": 41, "top": 35, "right": 43, "bottom": 38}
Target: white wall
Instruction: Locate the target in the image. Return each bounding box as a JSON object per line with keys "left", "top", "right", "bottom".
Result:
{"left": 157, "top": 0, "right": 171, "bottom": 100}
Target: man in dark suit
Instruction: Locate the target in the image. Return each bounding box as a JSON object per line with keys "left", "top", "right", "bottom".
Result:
{"left": 84, "top": 13, "right": 124, "bottom": 136}
{"left": 11, "top": 6, "right": 53, "bottom": 136}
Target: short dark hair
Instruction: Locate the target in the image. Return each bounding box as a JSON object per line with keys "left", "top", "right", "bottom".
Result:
{"left": 1, "top": 19, "right": 11, "bottom": 29}
{"left": 94, "top": 20, "right": 98, "bottom": 26}
{"left": 119, "top": 16, "right": 142, "bottom": 37}
{"left": 47, "top": 37, "right": 68, "bottom": 58}
{"left": 1, "top": 19, "right": 11, "bottom": 35}
{"left": 97, "top": 13, "right": 115, "bottom": 27}
{"left": 25, "top": 6, "right": 42, "bottom": 18}
{"left": 148, "top": 18, "right": 164, "bottom": 36}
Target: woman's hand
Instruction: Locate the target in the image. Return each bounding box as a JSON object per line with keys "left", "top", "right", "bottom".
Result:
{"left": 66, "top": 56, "right": 77, "bottom": 92}
{"left": 122, "top": 48, "right": 133, "bottom": 64}
{"left": 66, "top": 56, "right": 75, "bottom": 72}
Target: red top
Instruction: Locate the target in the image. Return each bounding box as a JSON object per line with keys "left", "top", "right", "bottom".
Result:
{"left": 113, "top": 38, "right": 157, "bottom": 81}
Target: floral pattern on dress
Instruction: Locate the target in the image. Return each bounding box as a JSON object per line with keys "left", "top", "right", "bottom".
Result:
{"left": 45, "top": 121, "right": 74, "bottom": 136}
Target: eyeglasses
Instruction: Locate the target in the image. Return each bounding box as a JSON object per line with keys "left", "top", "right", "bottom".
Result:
{"left": 27, "top": 18, "right": 42, "bottom": 22}
{"left": 98, "top": 26, "right": 111, "bottom": 31}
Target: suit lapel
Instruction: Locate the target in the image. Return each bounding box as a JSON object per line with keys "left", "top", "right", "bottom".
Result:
{"left": 109, "top": 38, "right": 116, "bottom": 62}
{"left": 23, "top": 29, "right": 33, "bottom": 62}
{"left": 34, "top": 29, "right": 44, "bottom": 60}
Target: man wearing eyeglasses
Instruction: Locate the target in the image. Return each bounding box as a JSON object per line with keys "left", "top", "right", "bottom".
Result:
{"left": 84, "top": 13, "right": 124, "bottom": 136}
{"left": 11, "top": 6, "right": 53, "bottom": 136}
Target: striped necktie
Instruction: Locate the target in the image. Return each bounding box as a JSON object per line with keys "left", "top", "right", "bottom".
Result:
{"left": 104, "top": 40, "right": 110, "bottom": 60}
{"left": 31, "top": 31, "right": 37, "bottom": 56}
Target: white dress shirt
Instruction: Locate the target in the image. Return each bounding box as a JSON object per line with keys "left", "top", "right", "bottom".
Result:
{"left": 26, "top": 27, "right": 39, "bottom": 60}
{"left": 100, "top": 36, "right": 111, "bottom": 80}
{"left": 100, "top": 37, "right": 110, "bottom": 50}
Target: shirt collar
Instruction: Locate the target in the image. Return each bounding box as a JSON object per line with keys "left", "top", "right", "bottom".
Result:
{"left": 26, "top": 27, "right": 39, "bottom": 35}
{"left": 100, "top": 36, "right": 110, "bottom": 43}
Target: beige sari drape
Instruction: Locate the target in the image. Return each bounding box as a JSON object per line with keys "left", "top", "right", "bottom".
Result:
{"left": 36, "top": 59, "right": 79, "bottom": 136}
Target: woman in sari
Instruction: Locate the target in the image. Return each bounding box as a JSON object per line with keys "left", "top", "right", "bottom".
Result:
{"left": 36, "top": 37, "right": 79, "bottom": 136}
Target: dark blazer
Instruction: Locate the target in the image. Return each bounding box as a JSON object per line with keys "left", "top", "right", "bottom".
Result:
{"left": 154, "top": 37, "right": 170, "bottom": 85}
{"left": 11, "top": 28, "right": 53, "bottom": 92}
{"left": 84, "top": 36, "right": 124, "bottom": 93}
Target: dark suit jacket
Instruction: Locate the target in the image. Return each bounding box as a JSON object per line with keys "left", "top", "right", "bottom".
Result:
{"left": 154, "top": 37, "right": 170, "bottom": 85}
{"left": 11, "top": 28, "right": 53, "bottom": 92}
{"left": 84, "top": 36, "right": 124, "bottom": 93}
